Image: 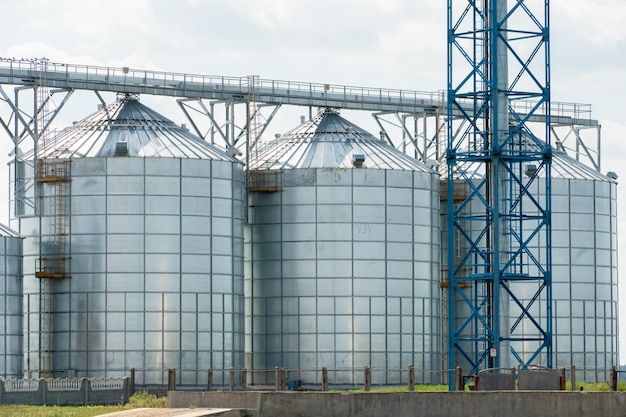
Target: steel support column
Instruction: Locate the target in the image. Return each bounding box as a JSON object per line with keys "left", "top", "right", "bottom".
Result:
{"left": 447, "top": 0, "right": 553, "bottom": 389}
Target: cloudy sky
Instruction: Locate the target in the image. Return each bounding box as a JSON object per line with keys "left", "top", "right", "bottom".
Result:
{"left": 2, "top": 0, "right": 626, "bottom": 360}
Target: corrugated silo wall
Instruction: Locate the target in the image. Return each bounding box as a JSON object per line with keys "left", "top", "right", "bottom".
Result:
{"left": 245, "top": 167, "right": 441, "bottom": 386}
{"left": 0, "top": 234, "right": 23, "bottom": 378}
{"left": 439, "top": 176, "right": 618, "bottom": 379}
{"left": 548, "top": 177, "right": 618, "bottom": 379}
{"left": 14, "top": 157, "right": 245, "bottom": 386}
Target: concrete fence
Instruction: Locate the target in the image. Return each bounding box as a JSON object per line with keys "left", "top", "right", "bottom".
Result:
{"left": 158, "top": 366, "right": 439, "bottom": 393}
{"left": 0, "top": 377, "right": 130, "bottom": 405}
{"left": 474, "top": 366, "right": 564, "bottom": 391}
{"left": 158, "top": 365, "right": 624, "bottom": 393}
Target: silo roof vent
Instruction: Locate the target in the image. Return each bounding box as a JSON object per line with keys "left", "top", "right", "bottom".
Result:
{"left": 114, "top": 141, "right": 128, "bottom": 156}
{"left": 352, "top": 154, "right": 365, "bottom": 168}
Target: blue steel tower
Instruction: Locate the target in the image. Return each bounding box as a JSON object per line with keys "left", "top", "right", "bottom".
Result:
{"left": 446, "top": 0, "right": 552, "bottom": 386}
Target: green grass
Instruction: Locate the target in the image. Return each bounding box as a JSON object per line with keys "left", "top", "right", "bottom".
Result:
{"left": 463, "top": 381, "right": 619, "bottom": 392}
{"left": 342, "top": 384, "right": 449, "bottom": 392}
{"left": 0, "top": 404, "right": 125, "bottom": 417}
{"left": 567, "top": 381, "right": 611, "bottom": 391}
{"left": 125, "top": 390, "right": 168, "bottom": 408}
{"left": 561, "top": 381, "right": 612, "bottom": 391}
{"left": 413, "top": 384, "right": 448, "bottom": 391}
{"left": 0, "top": 391, "right": 168, "bottom": 417}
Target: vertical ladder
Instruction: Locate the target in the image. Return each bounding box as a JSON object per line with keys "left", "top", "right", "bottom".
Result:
{"left": 35, "top": 158, "right": 71, "bottom": 379}
{"left": 35, "top": 160, "right": 71, "bottom": 279}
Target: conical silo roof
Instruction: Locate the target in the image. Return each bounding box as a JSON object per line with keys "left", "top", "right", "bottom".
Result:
{"left": 0, "top": 223, "right": 22, "bottom": 238}
{"left": 249, "top": 108, "right": 435, "bottom": 171}
{"left": 551, "top": 147, "right": 614, "bottom": 181}
{"left": 445, "top": 140, "right": 614, "bottom": 182}
{"left": 35, "top": 94, "right": 237, "bottom": 161}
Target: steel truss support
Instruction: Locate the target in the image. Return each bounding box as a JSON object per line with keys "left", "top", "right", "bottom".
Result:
{"left": 0, "top": 84, "right": 74, "bottom": 217}
{"left": 372, "top": 91, "right": 448, "bottom": 165}
{"left": 551, "top": 123, "right": 602, "bottom": 172}
{"left": 177, "top": 98, "right": 282, "bottom": 157}
{"left": 446, "top": 0, "right": 552, "bottom": 388}
{"left": 373, "top": 109, "right": 447, "bottom": 164}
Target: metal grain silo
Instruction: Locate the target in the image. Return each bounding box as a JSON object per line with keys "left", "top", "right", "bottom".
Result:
{"left": 10, "top": 94, "right": 245, "bottom": 386}
{"left": 441, "top": 146, "right": 618, "bottom": 380}
{"left": 539, "top": 148, "right": 617, "bottom": 380}
{"left": 0, "top": 223, "right": 23, "bottom": 379}
{"left": 245, "top": 109, "right": 441, "bottom": 385}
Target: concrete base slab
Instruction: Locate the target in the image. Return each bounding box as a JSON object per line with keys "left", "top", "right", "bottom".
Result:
{"left": 169, "top": 391, "right": 626, "bottom": 417}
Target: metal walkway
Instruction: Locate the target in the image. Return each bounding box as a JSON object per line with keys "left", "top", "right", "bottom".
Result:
{"left": 0, "top": 58, "right": 597, "bottom": 126}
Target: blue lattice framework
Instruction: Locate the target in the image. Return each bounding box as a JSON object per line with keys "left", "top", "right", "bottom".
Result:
{"left": 446, "top": 0, "right": 552, "bottom": 387}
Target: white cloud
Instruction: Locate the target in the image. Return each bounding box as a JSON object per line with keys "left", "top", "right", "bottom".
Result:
{"left": 60, "top": 0, "right": 154, "bottom": 36}
{"left": 600, "top": 119, "right": 626, "bottom": 173}
{"left": 4, "top": 43, "right": 101, "bottom": 66}
{"left": 1, "top": 0, "right": 626, "bottom": 361}
{"left": 553, "top": 0, "right": 626, "bottom": 44}
{"left": 244, "top": 0, "right": 306, "bottom": 29}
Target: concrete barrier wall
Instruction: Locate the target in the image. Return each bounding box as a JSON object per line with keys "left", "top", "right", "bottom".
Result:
{"left": 518, "top": 369, "right": 562, "bottom": 390}
{"left": 0, "top": 377, "right": 130, "bottom": 405}
{"left": 169, "top": 391, "right": 626, "bottom": 417}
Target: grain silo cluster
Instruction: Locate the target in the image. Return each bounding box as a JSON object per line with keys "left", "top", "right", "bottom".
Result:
{"left": 0, "top": 91, "right": 619, "bottom": 388}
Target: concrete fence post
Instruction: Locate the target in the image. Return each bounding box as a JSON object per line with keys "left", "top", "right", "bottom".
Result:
{"left": 229, "top": 368, "right": 235, "bottom": 392}
{"left": 42, "top": 379, "right": 48, "bottom": 405}
{"left": 167, "top": 369, "right": 176, "bottom": 392}
{"left": 322, "top": 367, "right": 328, "bottom": 392}
{"left": 241, "top": 368, "right": 247, "bottom": 391}
{"left": 129, "top": 368, "right": 135, "bottom": 396}
{"left": 364, "top": 366, "right": 371, "bottom": 392}
{"left": 83, "top": 377, "right": 89, "bottom": 405}
{"left": 207, "top": 369, "right": 213, "bottom": 392}
{"left": 408, "top": 365, "right": 415, "bottom": 391}
{"left": 454, "top": 367, "right": 463, "bottom": 391}
{"left": 611, "top": 366, "right": 618, "bottom": 391}
{"left": 281, "top": 368, "right": 287, "bottom": 391}
{"left": 570, "top": 365, "right": 576, "bottom": 391}
{"left": 274, "top": 367, "right": 280, "bottom": 391}
{"left": 560, "top": 368, "right": 566, "bottom": 390}
{"left": 123, "top": 376, "right": 131, "bottom": 404}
